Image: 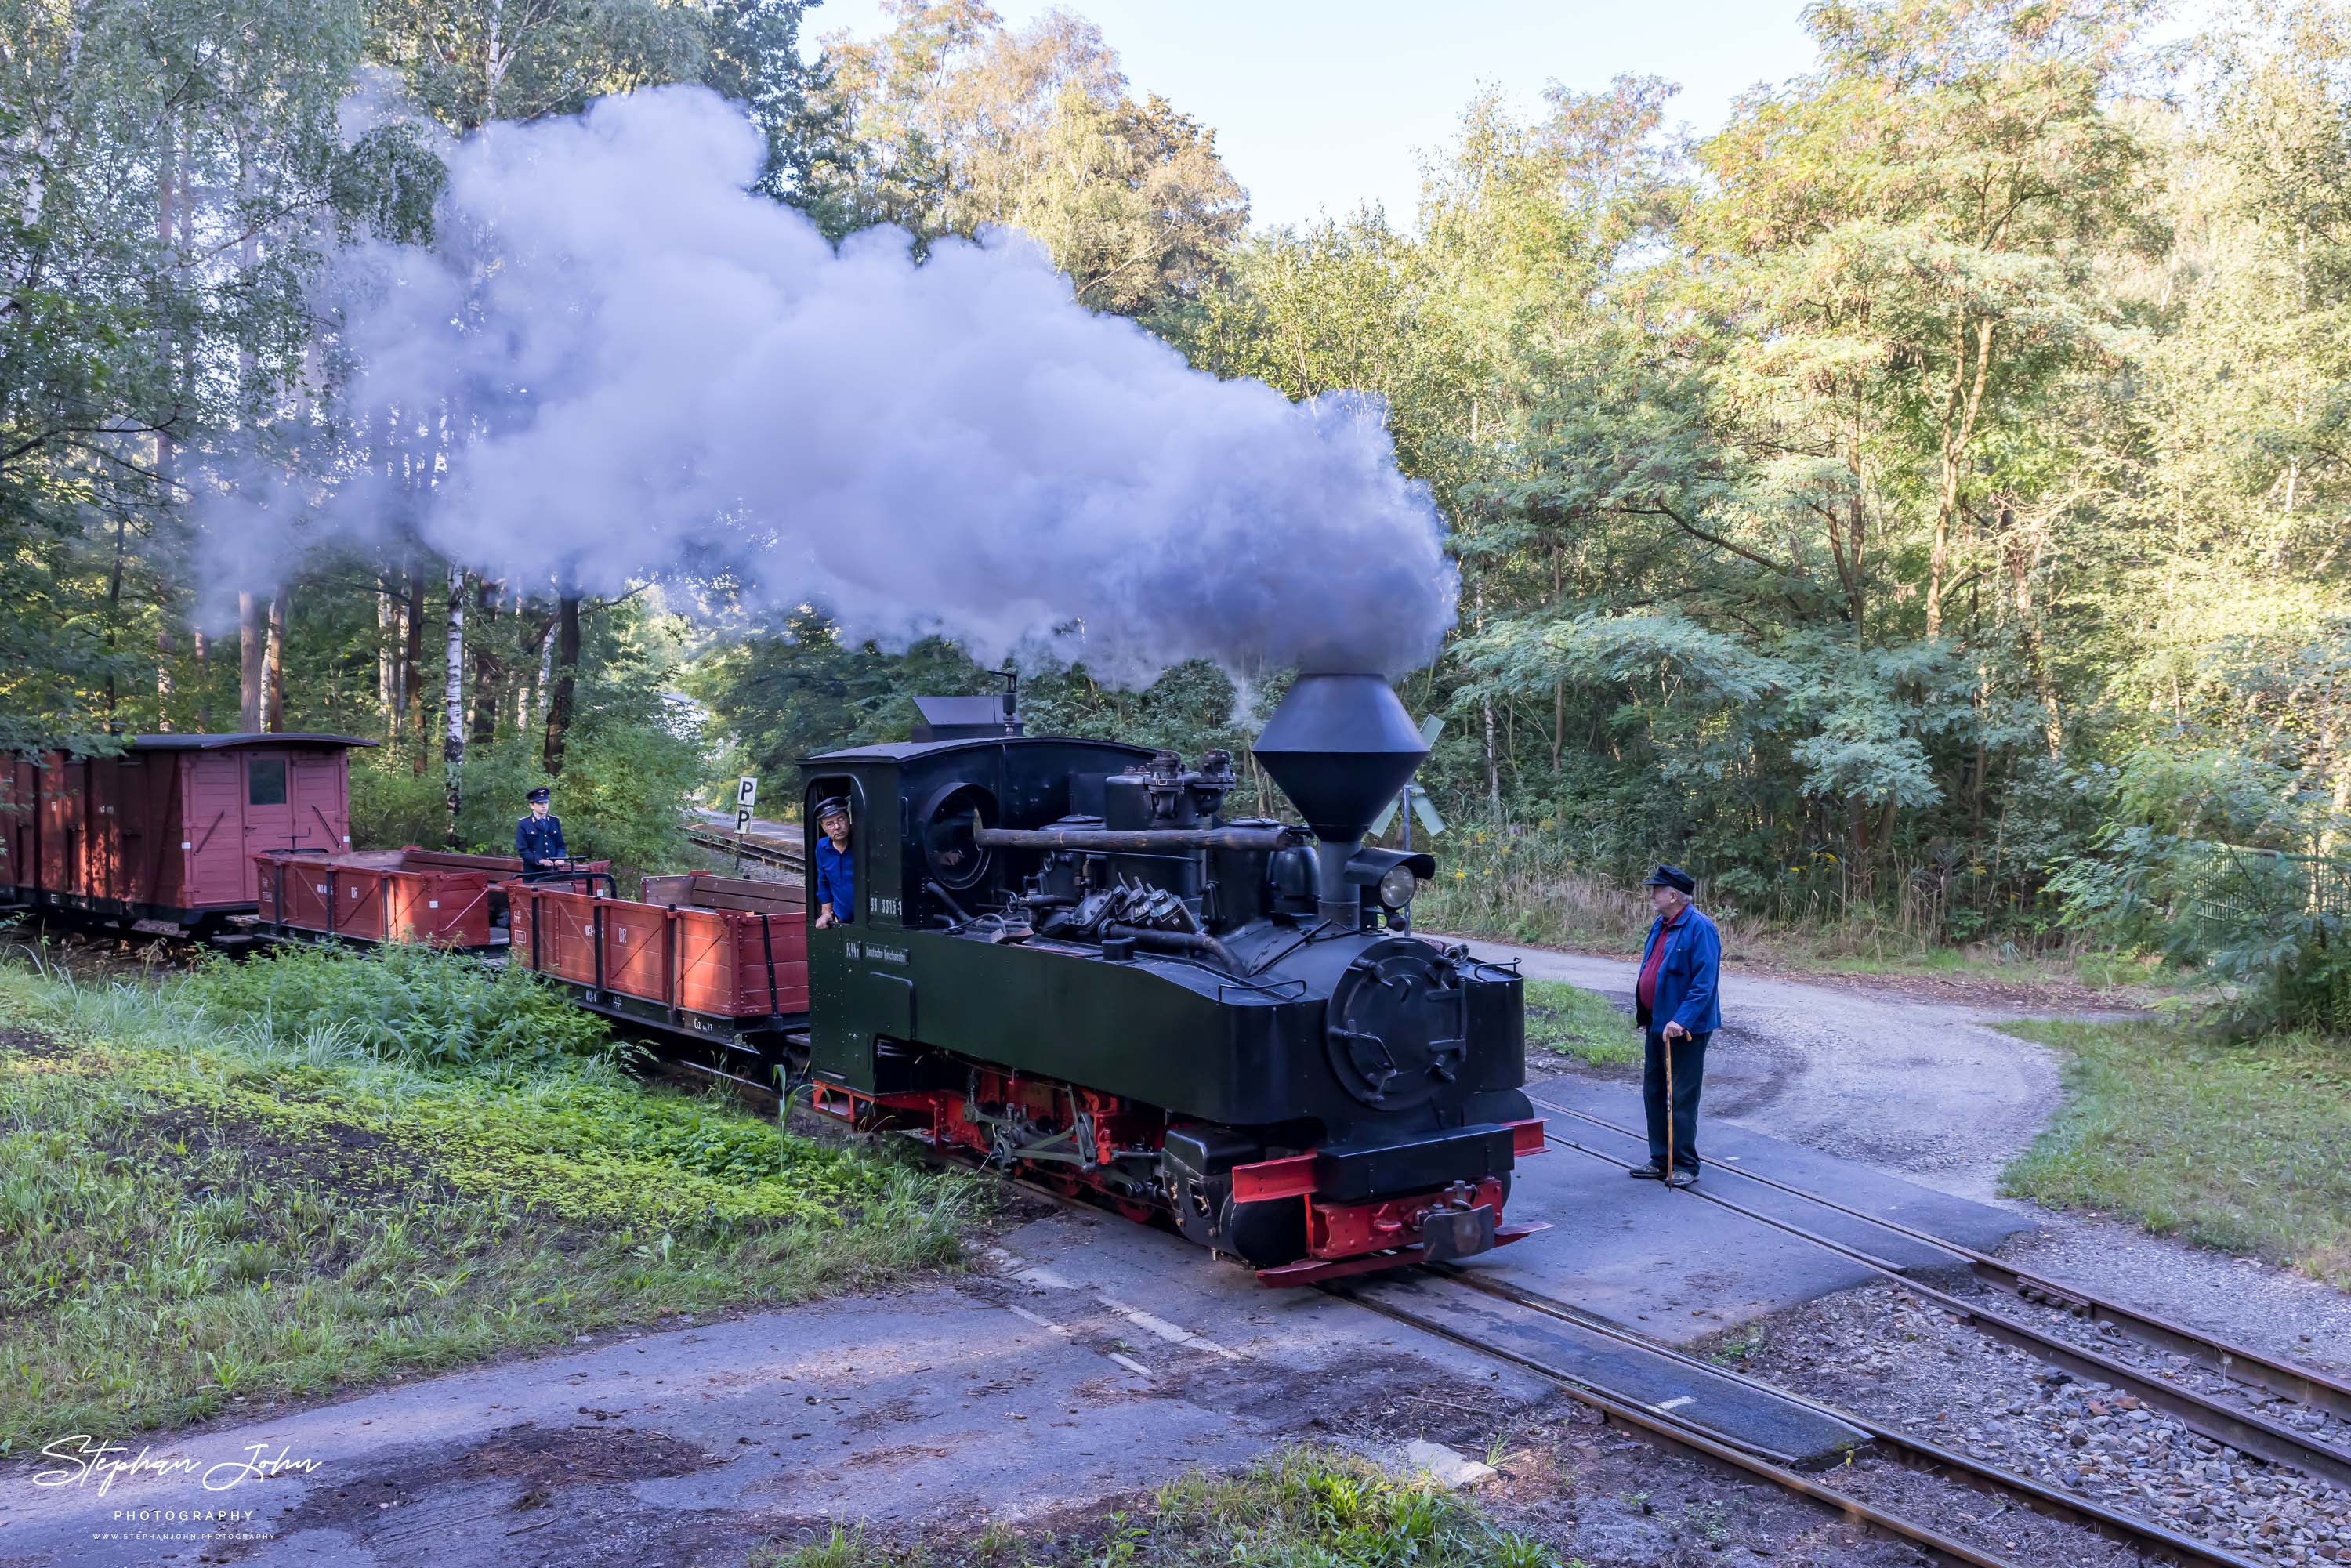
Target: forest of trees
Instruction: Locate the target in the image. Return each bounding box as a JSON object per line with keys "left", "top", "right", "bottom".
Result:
{"left": 7, "top": 0, "right": 2351, "bottom": 1009}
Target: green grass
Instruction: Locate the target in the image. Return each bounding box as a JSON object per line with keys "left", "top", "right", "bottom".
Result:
{"left": 1998, "top": 1019, "right": 2351, "bottom": 1287}
{"left": 749, "top": 1446, "right": 1560, "bottom": 1568}
{"left": 0, "top": 945, "right": 984, "bottom": 1451}
{"left": 1522, "top": 981, "right": 1639, "bottom": 1069}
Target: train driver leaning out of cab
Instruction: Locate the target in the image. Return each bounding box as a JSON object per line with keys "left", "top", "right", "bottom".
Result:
{"left": 813, "top": 797, "right": 854, "bottom": 929}
{"left": 516, "top": 787, "right": 567, "bottom": 873}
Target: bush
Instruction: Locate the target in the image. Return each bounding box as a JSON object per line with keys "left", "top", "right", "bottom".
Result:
{"left": 348, "top": 747, "right": 444, "bottom": 851}
{"left": 179, "top": 943, "right": 615, "bottom": 1068}
{"left": 345, "top": 717, "right": 703, "bottom": 871}
{"left": 2052, "top": 745, "right": 2351, "bottom": 1032}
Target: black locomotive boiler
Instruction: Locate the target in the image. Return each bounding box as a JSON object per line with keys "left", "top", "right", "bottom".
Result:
{"left": 795, "top": 673, "right": 1545, "bottom": 1284}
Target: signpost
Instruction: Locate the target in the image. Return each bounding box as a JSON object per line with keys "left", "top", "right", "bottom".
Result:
{"left": 734, "top": 777, "right": 757, "bottom": 872}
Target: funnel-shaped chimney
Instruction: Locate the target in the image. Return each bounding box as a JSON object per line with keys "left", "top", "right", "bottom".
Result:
{"left": 1253, "top": 674, "right": 1428, "bottom": 839}
{"left": 1253, "top": 675, "right": 1427, "bottom": 929}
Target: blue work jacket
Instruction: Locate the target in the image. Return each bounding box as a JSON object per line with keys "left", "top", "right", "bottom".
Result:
{"left": 814, "top": 836, "right": 854, "bottom": 923}
{"left": 515, "top": 813, "right": 567, "bottom": 867}
{"left": 1636, "top": 904, "right": 1722, "bottom": 1036}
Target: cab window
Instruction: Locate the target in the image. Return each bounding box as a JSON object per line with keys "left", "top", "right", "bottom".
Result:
{"left": 248, "top": 758, "right": 287, "bottom": 807}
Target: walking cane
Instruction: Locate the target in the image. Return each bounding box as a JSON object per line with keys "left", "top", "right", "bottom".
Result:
{"left": 1663, "top": 1027, "right": 1675, "bottom": 1181}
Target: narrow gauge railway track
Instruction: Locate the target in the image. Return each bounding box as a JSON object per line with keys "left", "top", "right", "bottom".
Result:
{"left": 661, "top": 1051, "right": 2248, "bottom": 1566}
{"left": 1526, "top": 1092, "right": 2351, "bottom": 1491}
{"left": 1363, "top": 1265, "right": 2263, "bottom": 1568}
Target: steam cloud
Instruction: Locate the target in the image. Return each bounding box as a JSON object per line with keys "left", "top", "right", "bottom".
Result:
{"left": 204, "top": 87, "right": 1458, "bottom": 683}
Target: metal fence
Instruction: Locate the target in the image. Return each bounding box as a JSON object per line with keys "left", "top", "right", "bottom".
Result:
{"left": 2196, "top": 843, "right": 2351, "bottom": 1029}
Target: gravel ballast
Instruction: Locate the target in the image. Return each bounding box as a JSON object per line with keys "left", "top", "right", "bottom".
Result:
{"left": 1735, "top": 1284, "right": 2351, "bottom": 1563}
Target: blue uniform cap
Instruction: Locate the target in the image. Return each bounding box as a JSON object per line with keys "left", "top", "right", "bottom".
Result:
{"left": 527, "top": 787, "right": 551, "bottom": 804}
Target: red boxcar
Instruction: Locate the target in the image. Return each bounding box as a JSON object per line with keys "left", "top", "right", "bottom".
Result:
{"left": 508, "top": 872, "right": 809, "bottom": 1026}
{"left": 1, "top": 734, "right": 371, "bottom": 932}
{"left": 252, "top": 849, "right": 605, "bottom": 949}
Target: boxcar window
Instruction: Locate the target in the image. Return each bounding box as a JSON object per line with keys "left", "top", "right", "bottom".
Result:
{"left": 248, "top": 758, "right": 287, "bottom": 806}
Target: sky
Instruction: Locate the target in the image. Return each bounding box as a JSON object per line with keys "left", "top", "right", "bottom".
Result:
{"left": 804, "top": 0, "right": 1827, "bottom": 230}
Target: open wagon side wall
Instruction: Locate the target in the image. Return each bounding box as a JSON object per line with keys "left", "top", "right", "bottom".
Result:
{"left": 506, "top": 882, "right": 810, "bottom": 1031}
{"left": 255, "top": 848, "right": 549, "bottom": 950}
{"left": 674, "top": 909, "right": 810, "bottom": 1017}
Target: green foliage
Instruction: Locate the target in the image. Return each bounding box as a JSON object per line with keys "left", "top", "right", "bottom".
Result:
{"left": 807, "top": 4, "right": 1246, "bottom": 314}
{"left": 2051, "top": 744, "right": 2351, "bottom": 1030}
{"left": 693, "top": 619, "right": 1290, "bottom": 816}
{"left": 349, "top": 598, "right": 705, "bottom": 870}
{"left": 2000, "top": 1018, "right": 2351, "bottom": 1287}
{"left": 363, "top": 0, "right": 708, "bottom": 130}
{"left": 0, "top": 957, "right": 983, "bottom": 1450}
{"left": 178, "top": 944, "right": 613, "bottom": 1069}
{"left": 0, "top": 0, "right": 366, "bottom": 751}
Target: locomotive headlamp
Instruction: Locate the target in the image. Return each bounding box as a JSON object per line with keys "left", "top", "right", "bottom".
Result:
{"left": 1345, "top": 846, "right": 1435, "bottom": 913}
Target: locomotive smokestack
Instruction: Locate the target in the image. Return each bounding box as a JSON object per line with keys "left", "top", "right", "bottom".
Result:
{"left": 1252, "top": 674, "right": 1429, "bottom": 929}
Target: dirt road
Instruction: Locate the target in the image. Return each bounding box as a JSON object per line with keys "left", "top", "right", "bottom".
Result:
{"left": 1458, "top": 939, "right": 2092, "bottom": 1200}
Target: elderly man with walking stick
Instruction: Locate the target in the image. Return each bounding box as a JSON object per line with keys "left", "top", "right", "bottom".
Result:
{"left": 1629, "top": 864, "right": 1722, "bottom": 1188}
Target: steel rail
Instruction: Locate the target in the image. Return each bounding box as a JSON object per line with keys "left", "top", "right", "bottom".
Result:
{"left": 683, "top": 824, "right": 804, "bottom": 871}
{"left": 1337, "top": 1287, "right": 2035, "bottom": 1568}
{"left": 1534, "top": 1094, "right": 2351, "bottom": 1425}
{"left": 640, "top": 1054, "right": 2225, "bottom": 1566}
{"left": 1425, "top": 1264, "right": 2260, "bottom": 1568}
{"left": 1533, "top": 1116, "right": 2351, "bottom": 1490}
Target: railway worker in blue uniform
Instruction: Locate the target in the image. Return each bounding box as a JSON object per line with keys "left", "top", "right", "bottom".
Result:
{"left": 516, "top": 787, "right": 568, "bottom": 874}
{"left": 1630, "top": 864, "right": 1721, "bottom": 1188}
{"left": 813, "top": 796, "right": 854, "bottom": 929}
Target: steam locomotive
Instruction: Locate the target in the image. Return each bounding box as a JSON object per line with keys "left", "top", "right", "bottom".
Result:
{"left": 794, "top": 674, "right": 1544, "bottom": 1284}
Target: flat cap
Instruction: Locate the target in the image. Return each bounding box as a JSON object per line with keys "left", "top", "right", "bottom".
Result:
{"left": 1641, "top": 864, "right": 1695, "bottom": 894}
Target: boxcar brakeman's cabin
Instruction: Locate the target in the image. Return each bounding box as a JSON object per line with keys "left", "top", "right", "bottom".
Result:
{"left": 1, "top": 733, "right": 373, "bottom": 934}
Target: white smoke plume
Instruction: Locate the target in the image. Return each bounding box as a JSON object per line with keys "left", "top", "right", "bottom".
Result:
{"left": 202, "top": 87, "right": 1458, "bottom": 683}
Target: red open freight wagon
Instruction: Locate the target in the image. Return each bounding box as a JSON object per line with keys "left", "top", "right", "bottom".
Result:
{"left": 252, "top": 848, "right": 609, "bottom": 950}
{"left": 1, "top": 733, "right": 371, "bottom": 933}
{"left": 507, "top": 872, "right": 810, "bottom": 1089}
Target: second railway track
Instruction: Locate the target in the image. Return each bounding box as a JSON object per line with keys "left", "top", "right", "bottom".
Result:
{"left": 683, "top": 822, "right": 806, "bottom": 872}
{"left": 1524, "top": 1090, "right": 2351, "bottom": 1491}
{"left": 1347, "top": 1264, "right": 2265, "bottom": 1568}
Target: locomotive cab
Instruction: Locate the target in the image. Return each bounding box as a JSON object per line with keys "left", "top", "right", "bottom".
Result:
{"left": 798, "top": 675, "right": 1542, "bottom": 1284}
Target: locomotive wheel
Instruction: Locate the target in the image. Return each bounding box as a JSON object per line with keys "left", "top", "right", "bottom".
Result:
{"left": 1219, "top": 1190, "right": 1308, "bottom": 1269}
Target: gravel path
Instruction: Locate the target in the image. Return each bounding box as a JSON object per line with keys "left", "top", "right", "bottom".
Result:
{"left": 1449, "top": 937, "right": 2080, "bottom": 1201}
{"left": 1451, "top": 935, "right": 2351, "bottom": 1357}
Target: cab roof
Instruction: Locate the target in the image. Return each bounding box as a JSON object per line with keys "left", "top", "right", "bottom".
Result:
{"left": 126, "top": 733, "right": 378, "bottom": 751}
{"left": 806, "top": 734, "right": 1153, "bottom": 765}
